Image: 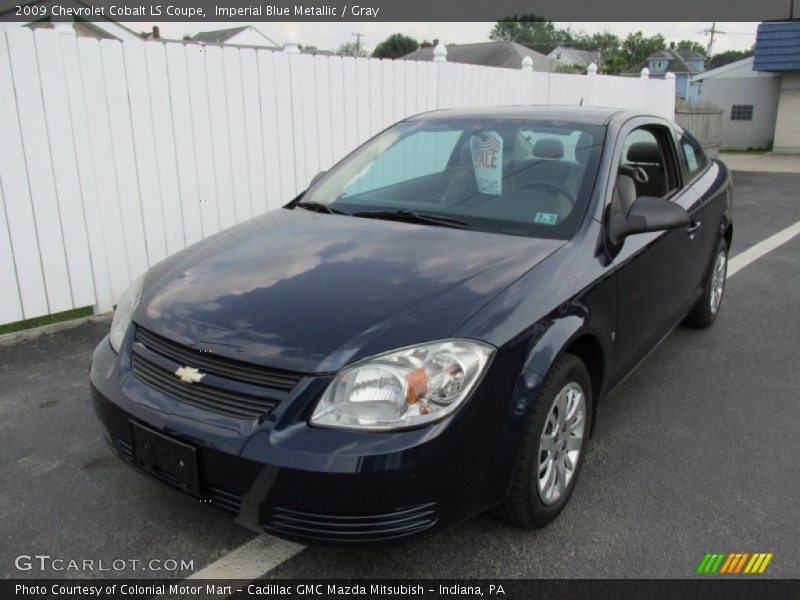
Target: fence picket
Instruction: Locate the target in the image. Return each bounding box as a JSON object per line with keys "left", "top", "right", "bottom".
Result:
{"left": 205, "top": 45, "right": 236, "bottom": 229}
{"left": 124, "top": 39, "right": 167, "bottom": 265}
{"left": 102, "top": 39, "right": 150, "bottom": 281}
{"left": 146, "top": 41, "right": 186, "bottom": 255}
{"left": 240, "top": 47, "right": 268, "bottom": 216}
{"left": 6, "top": 28, "right": 73, "bottom": 313}
{"left": 185, "top": 44, "right": 220, "bottom": 237}
{"left": 0, "top": 32, "right": 54, "bottom": 318}
{"left": 166, "top": 42, "right": 203, "bottom": 245}
{"left": 76, "top": 37, "right": 131, "bottom": 300}
{"left": 222, "top": 46, "right": 253, "bottom": 222}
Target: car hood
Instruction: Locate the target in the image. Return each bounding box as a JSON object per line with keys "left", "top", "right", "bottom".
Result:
{"left": 135, "top": 209, "right": 564, "bottom": 373}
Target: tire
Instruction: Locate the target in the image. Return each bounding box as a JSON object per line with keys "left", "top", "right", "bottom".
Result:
{"left": 685, "top": 238, "right": 728, "bottom": 329}
{"left": 494, "top": 353, "right": 593, "bottom": 529}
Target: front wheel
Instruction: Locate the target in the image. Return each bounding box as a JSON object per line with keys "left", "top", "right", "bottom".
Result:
{"left": 685, "top": 238, "right": 728, "bottom": 329}
{"left": 494, "top": 353, "right": 592, "bottom": 529}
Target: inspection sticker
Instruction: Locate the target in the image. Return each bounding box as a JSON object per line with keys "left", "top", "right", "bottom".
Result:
{"left": 470, "top": 131, "right": 503, "bottom": 195}
{"left": 535, "top": 212, "right": 559, "bottom": 225}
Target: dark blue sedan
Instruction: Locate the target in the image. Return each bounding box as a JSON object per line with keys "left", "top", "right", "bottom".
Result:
{"left": 91, "top": 107, "right": 732, "bottom": 544}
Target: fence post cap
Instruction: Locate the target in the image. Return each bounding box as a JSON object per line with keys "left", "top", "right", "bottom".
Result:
{"left": 283, "top": 32, "right": 300, "bottom": 54}
{"left": 53, "top": 21, "right": 77, "bottom": 36}
{"left": 521, "top": 55, "right": 534, "bottom": 71}
{"left": 587, "top": 62, "right": 598, "bottom": 75}
{"left": 640, "top": 67, "right": 650, "bottom": 79}
{"left": 433, "top": 42, "right": 447, "bottom": 62}
{"left": 665, "top": 71, "right": 676, "bottom": 80}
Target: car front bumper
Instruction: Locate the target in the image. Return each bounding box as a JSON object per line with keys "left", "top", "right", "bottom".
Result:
{"left": 90, "top": 332, "right": 542, "bottom": 546}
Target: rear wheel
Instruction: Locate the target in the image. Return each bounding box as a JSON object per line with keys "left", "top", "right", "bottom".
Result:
{"left": 495, "top": 353, "right": 592, "bottom": 528}
{"left": 685, "top": 238, "right": 728, "bottom": 329}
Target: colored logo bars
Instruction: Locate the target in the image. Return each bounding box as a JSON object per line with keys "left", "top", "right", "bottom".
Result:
{"left": 697, "top": 552, "right": 774, "bottom": 574}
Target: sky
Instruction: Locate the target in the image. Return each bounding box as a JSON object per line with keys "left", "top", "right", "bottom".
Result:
{"left": 125, "top": 21, "right": 759, "bottom": 55}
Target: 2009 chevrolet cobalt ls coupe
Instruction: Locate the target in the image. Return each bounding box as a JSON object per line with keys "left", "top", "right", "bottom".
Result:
{"left": 91, "top": 107, "right": 732, "bottom": 544}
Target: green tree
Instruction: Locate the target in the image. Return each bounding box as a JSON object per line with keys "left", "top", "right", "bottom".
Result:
{"left": 336, "top": 42, "right": 368, "bottom": 58}
{"left": 555, "top": 63, "right": 587, "bottom": 75}
{"left": 569, "top": 30, "right": 621, "bottom": 53}
{"left": 708, "top": 48, "right": 754, "bottom": 69}
{"left": 371, "top": 33, "right": 419, "bottom": 59}
{"left": 676, "top": 39, "right": 707, "bottom": 55}
{"left": 599, "top": 49, "right": 628, "bottom": 74}
{"left": 622, "top": 31, "right": 667, "bottom": 67}
{"left": 587, "top": 31, "right": 621, "bottom": 54}
{"left": 490, "top": 14, "right": 571, "bottom": 54}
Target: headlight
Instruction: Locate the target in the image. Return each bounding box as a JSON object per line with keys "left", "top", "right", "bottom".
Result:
{"left": 109, "top": 276, "right": 144, "bottom": 353}
{"left": 310, "top": 340, "right": 494, "bottom": 431}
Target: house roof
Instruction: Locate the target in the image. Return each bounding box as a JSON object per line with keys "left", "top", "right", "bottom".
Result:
{"left": 548, "top": 46, "right": 600, "bottom": 66}
{"left": 190, "top": 26, "right": 278, "bottom": 47}
{"left": 191, "top": 26, "right": 250, "bottom": 43}
{"left": 692, "top": 56, "right": 777, "bottom": 82}
{"left": 1, "top": 0, "right": 143, "bottom": 42}
{"left": 400, "top": 40, "right": 550, "bottom": 71}
{"left": 627, "top": 48, "right": 703, "bottom": 75}
{"left": 754, "top": 21, "right": 800, "bottom": 72}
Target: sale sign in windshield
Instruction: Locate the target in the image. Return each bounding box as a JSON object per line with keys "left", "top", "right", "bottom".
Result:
{"left": 470, "top": 131, "right": 503, "bottom": 196}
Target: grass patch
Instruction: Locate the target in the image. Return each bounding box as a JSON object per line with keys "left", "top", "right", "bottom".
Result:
{"left": 0, "top": 306, "right": 95, "bottom": 336}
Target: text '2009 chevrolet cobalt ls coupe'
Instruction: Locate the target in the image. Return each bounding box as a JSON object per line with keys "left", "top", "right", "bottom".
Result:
{"left": 91, "top": 107, "right": 732, "bottom": 544}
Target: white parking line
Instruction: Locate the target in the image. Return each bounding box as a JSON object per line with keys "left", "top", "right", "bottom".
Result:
{"left": 187, "top": 535, "right": 304, "bottom": 580}
{"left": 183, "top": 219, "right": 800, "bottom": 585}
{"left": 728, "top": 221, "right": 800, "bottom": 278}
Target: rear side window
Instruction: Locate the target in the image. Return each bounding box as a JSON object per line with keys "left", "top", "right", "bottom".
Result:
{"left": 679, "top": 134, "right": 708, "bottom": 179}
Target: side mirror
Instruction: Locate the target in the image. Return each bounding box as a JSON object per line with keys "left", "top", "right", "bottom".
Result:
{"left": 308, "top": 171, "right": 327, "bottom": 187}
{"left": 610, "top": 196, "right": 690, "bottom": 244}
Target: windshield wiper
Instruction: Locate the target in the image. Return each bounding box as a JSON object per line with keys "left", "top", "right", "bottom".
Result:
{"left": 352, "top": 209, "right": 468, "bottom": 229}
{"left": 294, "top": 201, "right": 349, "bottom": 215}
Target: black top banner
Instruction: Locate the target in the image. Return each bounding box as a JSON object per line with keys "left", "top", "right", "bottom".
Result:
{"left": 0, "top": 0, "right": 796, "bottom": 22}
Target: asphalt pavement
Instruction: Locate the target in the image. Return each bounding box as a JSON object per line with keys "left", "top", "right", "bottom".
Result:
{"left": 1, "top": 170, "right": 798, "bottom": 580}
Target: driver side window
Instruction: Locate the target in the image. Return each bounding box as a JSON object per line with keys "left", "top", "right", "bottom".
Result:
{"left": 612, "top": 126, "right": 678, "bottom": 217}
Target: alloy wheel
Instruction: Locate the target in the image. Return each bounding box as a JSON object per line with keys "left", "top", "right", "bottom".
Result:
{"left": 537, "top": 382, "right": 586, "bottom": 505}
{"left": 709, "top": 250, "right": 727, "bottom": 315}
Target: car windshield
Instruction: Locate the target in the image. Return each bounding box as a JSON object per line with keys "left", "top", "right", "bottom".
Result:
{"left": 300, "top": 117, "right": 605, "bottom": 239}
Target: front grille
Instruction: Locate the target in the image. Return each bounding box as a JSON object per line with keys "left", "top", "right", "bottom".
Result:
{"left": 135, "top": 327, "right": 302, "bottom": 391}
{"left": 117, "top": 439, "right": 243, "bottom": 515}
{"left": 131, "top": 353, "right": 279, "bottom": 419}
{"left": 264, "top": 503, "right": 438, "bottom": 543}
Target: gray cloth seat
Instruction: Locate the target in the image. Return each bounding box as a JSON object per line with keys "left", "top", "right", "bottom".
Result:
{"left": 626, "top": 142, "right": 664, "bottom": 197}
{"left": 612, "top": 174, "right": 638, "bottom": 216}
{"left": 532, "top": 139, "right": 572, "bottom": 189}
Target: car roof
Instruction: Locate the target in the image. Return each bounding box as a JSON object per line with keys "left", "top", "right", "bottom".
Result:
{"left": 405, "top": 105, "right": 654, "bottom": 126}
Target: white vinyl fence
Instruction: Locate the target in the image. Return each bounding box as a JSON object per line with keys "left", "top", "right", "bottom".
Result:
{"left": 0, "top": 28, "right": 675, "bottom": 326}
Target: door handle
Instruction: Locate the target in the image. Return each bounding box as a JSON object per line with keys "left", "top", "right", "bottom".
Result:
{"left": 686, "top": 220, "right": 702, "bottom": 235}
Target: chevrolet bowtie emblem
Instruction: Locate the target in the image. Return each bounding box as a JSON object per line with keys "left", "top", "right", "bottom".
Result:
{"left": 175, "top": 366, "right": 205, "bottom": 384}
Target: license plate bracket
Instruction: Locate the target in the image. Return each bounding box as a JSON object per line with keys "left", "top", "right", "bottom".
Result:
{"left": 130, "top": 422, "right": 200, "bottom": 495}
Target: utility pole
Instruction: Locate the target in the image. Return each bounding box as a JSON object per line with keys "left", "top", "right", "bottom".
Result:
{"left": 351, "top": 32, "right": 365, "bottom": 56}
{"left": 701, "top": 22, "right": 727, "bottom": 57}
{"left": 707, "top": 22, "right": 718, "bottom": 57}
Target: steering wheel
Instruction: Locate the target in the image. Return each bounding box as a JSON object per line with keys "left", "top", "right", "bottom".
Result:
{"left": 517, "top": 180, "right": 577, "bottom": 204}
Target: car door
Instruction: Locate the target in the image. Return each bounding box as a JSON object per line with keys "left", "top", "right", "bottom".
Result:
{"left": 606, "top": 120, "right": 705, "bottom": 388}
{"left": 676, "top": 129, "right": 723, "bottom": 292}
